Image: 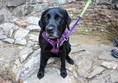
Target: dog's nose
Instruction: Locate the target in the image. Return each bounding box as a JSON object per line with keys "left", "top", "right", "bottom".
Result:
{"left": 46, "top": 26, "right": 54, "bottom": 33}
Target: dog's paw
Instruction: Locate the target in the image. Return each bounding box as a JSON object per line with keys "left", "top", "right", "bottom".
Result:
{"left": 60, "top": 70, "right": 67, "bottom": 78}
{"left": 37, "top": 71, "right": 44, "bottom": 79}
{"left": 67, "top": 58, "right": 74, "bottom": 65}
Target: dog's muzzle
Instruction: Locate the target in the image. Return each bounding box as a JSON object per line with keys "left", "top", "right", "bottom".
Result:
{"left": 46, "top": 26, "right": 59, "bottom": 39}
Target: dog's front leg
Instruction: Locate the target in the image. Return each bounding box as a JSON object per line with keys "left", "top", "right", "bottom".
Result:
{"left": 37, "top": 50, "right": 49, "bottom": 79}
{"left": 59, "top": 50, "right": 67, "bottom": 78}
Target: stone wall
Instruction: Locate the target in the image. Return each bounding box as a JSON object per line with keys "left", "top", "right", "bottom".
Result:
{"left": 0, "top": 0, "right": 118, "bottom": 30}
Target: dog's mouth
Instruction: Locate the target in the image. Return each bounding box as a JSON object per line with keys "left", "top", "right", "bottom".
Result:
{"left": 46, "top": 33, "right": 60, "bottom": 39}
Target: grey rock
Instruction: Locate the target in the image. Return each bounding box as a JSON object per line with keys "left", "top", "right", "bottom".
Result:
{"left": 68, "top": 0, "right": 76, "bottom": 3}
{"left": 114, "top": 4, "right": 118, "bottom": 10}
{"left": 0, "top": 35, "right": 7, "bottom": 40}
{"left": 112, "top": 0, "right": 118, "bottom": 3}
{"left": 14, "top": 28, "right": 29, "bottom": 39}
{"left": 34, "top": 3, "right": 48, "bottom": 13}
{"left": 0, "top": 15, "right": 4, "bottom": 23}
{"left": 28, "top": 34, "right": 38, "bottom": 42}
{"left": 88, "top": 66, "right": 105, "bottom": 78}
{"left": 77, "top": 59, "right": 92, "bottom": 78}
{"left": 47, "top": 58, "right": 56, "bottom": 64}
{"left": 6, "top": 0, "right": 26, "bottom": 7}
{"left": 19, "top": 47, "right": 33, "bottom": 63}
{"left": 89, "top": 70, "right": 118, "bottom": 83}
{"left": 26, "top": 25, "right": 40, "bottom": 32}
{"left": 99, "top": 50, "right": 118, "bottom": 62}
{"left": 26, "top": 16, "right": 39, "bottom": 25}
{"left": 23, "top": 5, "right": 34, "bottom": 15}
{"left": 12, "top": 6, "right": 23, "bottom": 17}
{"left": 49, "top": 1, "right": 60, "bottom": 6}
{"left": 101, "top": 61, "right": 118, "bottom": 69}
{"left": 58, "top": 0, "right": 67, "bottom": 5}
{"left": 17, "top": 49, "right": 41, "bottom": 80}
{"left": 71, "top": 43, "right": 79, "bottom": 47}
{"left": 27, "top": 41, "right": 38, "bottom": 48}
{"left": 3, "top": 38, "right": 15, "bottom": 44}
{"left": 71, "top": 47, "right": 80, "bottom": 53}
{"left": 23, "top": 68, "right": 81, "bottom": 83}
{"left": 0, "top": 1, "right": 3, "bottom": 9}
{"left": 0, "top": 23, "right": 19, "bottom": 37}
{"left": 80, "top": 45, "right": 112, "bottom": 54}
{"left": 26, "top": 0, "right": 43, "bottom": 4}
{"left": 15, "top": 38, "right": 27, "bottom": 45}
{"left": 73, "top": 52, "right": 93, "bottom": 77}
{"left": 0, "top": 8, "right": 13, "bottom": 21}
{"left": 12, "top": 59, "right": 22, "bottom": 78}
{"left": 93, "top": 0, "right": 112, "bottom": 4}
{"left": 0, "top": 47, "right": 20, "bottom": 63}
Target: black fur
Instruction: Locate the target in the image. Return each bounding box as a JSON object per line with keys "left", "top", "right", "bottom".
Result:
{"left": 37, "top": 8, "right": 74, "bottom": 79}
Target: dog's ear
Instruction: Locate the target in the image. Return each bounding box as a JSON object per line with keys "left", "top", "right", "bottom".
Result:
{"left": 64, "top": 10, "right": 71, "bottom": 30}
{"left": 38, "top": 9, "right": 49, "bottom": 31}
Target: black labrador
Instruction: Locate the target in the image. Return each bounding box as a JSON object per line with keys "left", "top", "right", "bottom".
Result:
{"left": 38, "top": 8, "right": 74, "bottom": 79}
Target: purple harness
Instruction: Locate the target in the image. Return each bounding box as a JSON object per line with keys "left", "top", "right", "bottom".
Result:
{"left": 42, "top": 16, "right": 81, "bottom": 53}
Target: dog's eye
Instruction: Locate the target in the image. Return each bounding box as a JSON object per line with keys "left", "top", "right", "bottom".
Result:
{"left": 55, "top": 14, "right": 62, "bottom": 21}
{"left": 44, "top": 14, "right": 50, "bottom": 22}
{"left": 44, "top": 16, "right": 49, "bottom": 21}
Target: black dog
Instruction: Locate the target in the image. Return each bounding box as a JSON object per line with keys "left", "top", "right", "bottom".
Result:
{"left": 37, "top": 8, "right": 74, "bottom": 79}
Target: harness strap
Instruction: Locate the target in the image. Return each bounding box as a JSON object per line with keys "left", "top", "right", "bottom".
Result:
{"left": 42, "top": 31, "right": 68, "bottom": 53}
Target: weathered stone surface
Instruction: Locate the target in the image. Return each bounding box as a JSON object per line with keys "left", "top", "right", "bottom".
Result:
{"left": 71, "top": 43, "right": 79, "bottom": 47}
{"left": 3, "top": 38, "right": 15, "bottom": 44}
{"left": 68, "top": 0, "right": 76, "bottom": 3}
{"left": 0, "top": 14, "right": 4, "bottom": 23}
{"left": 80, "top": 45, "right": 113, "bottom": 54}
{"left": 73, "top": 52, "right": 93, "bottom": 77}
{"left": 0, "top": 77, "right": 12, "bottom": 83}
{"left": 101, "top": 61, "right": 118, "bottom": 69}
{"left": 26, "top": 25, "right": 40, "bottom": 32}
{"left": 15, "top": 38, "right": 27, "bottom": 45}
{"left": 14, "top": 20, "right": 28, "bottom": 27}
{"left": 28, "top": 34, "right": 38, "bottom": 42}
{"left": 71, "top": 47, "right": 80, "bottom": 53}
{"left": 6, "top": 0, "right": 26, "bottom": 7}
{"left": 17, "top": 49, "right": 40, "bottom": 80}
{"left": 26, "top": 16, "right": 39, "bottom": 25}
{"left": 49, "top": 1, "right": 60, "bottom": 6}
{"left": 0, "top": 8, "right": 13, "bottom": 21}
{"left": 14, "top": 28, "right": 29, "bottom": 39}
{"left": 12, "top": 6, "right": 23, "bottom": 17}
{"left": 12, "top": 59, "right": 22, "bottom": 78}
{"left": 99, "top": 50, "right": 118, "bottom": 62}
{"left": 19, "top": 47, "right": 33, "bottom": 63}
{"left": 58, "top": 0, "right": 67, "bottom": 5}
{"left": 34, "top": 3, "right": 48, "bottom": 13}
{"left": 23, "top": 68, "right": 82, "bottom": 83}
{"left": 23, "top": 5, "right": 34, "bottom": 15}
{"left": 0, "top": 1, "right": 3, "bottom": 9}
{"left": 88, "top": 66, "right": 105, "bottom": 78}
{"left": 0, "top": 35, "right": 7, "bottom": 40}
{"left": 94, "top": 0, "right": 112, "bottom": 4}
{"left": 0, "top": 47, "right": 20, "bottom": 63}
{"left": 27, "top": 41, "right": 38, "bottom": 48}
{"left": 0, "top": 23, "right": 19, "bottom": 37}
{"left": 89, "top": 70, "right": 118, "bottom": 83}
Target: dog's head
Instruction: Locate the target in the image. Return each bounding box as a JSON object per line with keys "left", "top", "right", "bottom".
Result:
{"left": 39, "top": 8, "right": 71, "bottom": 39}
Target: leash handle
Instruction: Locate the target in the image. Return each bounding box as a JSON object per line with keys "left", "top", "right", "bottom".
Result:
{"left": 80, "top": 0, "right": 92, "bottom": 18}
